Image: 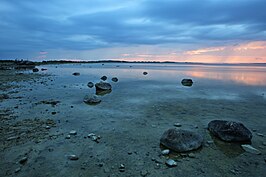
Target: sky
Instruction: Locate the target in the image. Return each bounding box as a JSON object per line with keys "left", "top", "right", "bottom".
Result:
{"left": 0, "top": 0, "right": 266, "bottom": 63}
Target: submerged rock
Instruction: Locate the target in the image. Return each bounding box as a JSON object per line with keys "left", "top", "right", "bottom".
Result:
{"left": 72, "top": 72, "right": 80, "bottom": 76}
{"left": 101, "top": 76, "right": 107, "bottom": 81}
{"left": 208, "top": 120, "right": 252, "bottom": 142}
{"left": 181, "top": 79, "right": 193, "bottom": 87}
{"left": 160, "top": 128, "right": 203, "bottom": 152}
{"left": 87, "top": 82, "right": 94, "bottom": 88}
{"left": 83, "top": 95, "right": 101, "bottom": 105}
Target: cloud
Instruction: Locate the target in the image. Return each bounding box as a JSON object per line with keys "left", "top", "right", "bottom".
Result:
{"left": 0, "top": 0, "right": 266, "bottom": 61}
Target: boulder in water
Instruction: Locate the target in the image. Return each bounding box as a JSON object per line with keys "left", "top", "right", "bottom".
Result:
{"left": 181, "top": 79, "right": 193, "bottom": 87}
{"left": 208, "top": 120, "right": 252, "bottom": 142}
{"left": 95, "top": 81, "right": 112, "bottom": 91}
{"left": 160, "top": 128, "right": 203, "bottom": 152}
{"left": 32, "top": 68, "right": 39, "bottom": 72}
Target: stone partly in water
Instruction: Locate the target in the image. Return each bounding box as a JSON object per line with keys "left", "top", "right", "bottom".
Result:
{"left": 181, "top": 79, "right": 193, "bottom": 87}
{"left": 72, "top": 72, "right": 80, "bottom": 76}
{"left": 143, "top": 72, "right": 148, "bottom": 75}
{"left": 83, "top": 95, "right": 101, "bottom": 105}
{"left": 95, "top": 82, "right": 112, "bottom": 95}
{"left": 101, "top": 76, "right": 107, "bottom": 81}
{"left": 160, "top": 128, "right": 203, "bottom": 152}
{"left": 208, "top": 120, "right": 252, "bottom": 142}
{"left": 111, "top": 77, "right": 118, "bottom": 82}
{"left": 87, "top": 82, "right": 94, "bottom": 88}
{"left": 32, "top": 68, "right": 39, "bottom": 72}
{"left": 68, "top": 155, "right": 79, "bottom": 160}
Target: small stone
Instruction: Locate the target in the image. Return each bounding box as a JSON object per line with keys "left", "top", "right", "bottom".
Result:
{"left": 15, "top": 167, "right": 21, "bottom": 173}
{"left": 65, "top": 135, "right": 71, "bottom": 139}
{"left": 241, "top": 144, "right": 261, "bottom": 155}
{"left": 161, "top": 149, "right": 170, "bottom": 155}
{"left": 88, "top": 133, "right": 96, "bottom": 138}
{"left": 181, "top": 79, "right": 193, "bottom": 87}
{"left": 165, "top": 159, "right": 177, "bottom": 167}
{"left": 256, "top": 133, "right": 264, "bottom": 137}
{"left": 98, "top": 163, "right": 104, "bottom": 167}
{"left": 143, "top": 72, "right": 148, "bottom": 75}
{"left": 174, "top": 123, "right": 182, "bottom": 127}
{"left": 154, "top": 163, "right": 160, "bottom": 169}
{"left": 111, "top": 77, "right": 118, "bottom": 82}
{"left": 87, "top": 82, "right": 94, "bottom": 88}
{"left": 68, "top": 155, "right": 79, "bottom": 160}
{"left": 45, "top": 126, "right": 51, "bottom": 129}
{"left": 19, "top": 157, "right": 28, "bottom": 164}
{"left": 51, "top": 112, "right": 56, "bottom": 115}
{"left": 140, "top": 170, "right": 149, "bottom": 177}
{"left": 7, "top": 136, "right": 19, "bottom": 141}
{"left": 72, "top": 72, "right": 80, "bottom": 76}
{"left": 119, "top": 164, "right": 125, "bottom": 172}
{"left": 69, "top": 130, "right": 77, "bottom": 135}
{"left": 101, "top": 76, "right": 107, "bottom": 81}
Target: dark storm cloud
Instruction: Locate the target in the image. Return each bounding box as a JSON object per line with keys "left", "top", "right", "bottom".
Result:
{"left": 0, "top": 0, "right": 265, "bottom": 58}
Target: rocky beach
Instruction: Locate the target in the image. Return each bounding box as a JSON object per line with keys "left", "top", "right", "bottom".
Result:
{"left": 1, "top": 61, "right": 266, "bottom": 177}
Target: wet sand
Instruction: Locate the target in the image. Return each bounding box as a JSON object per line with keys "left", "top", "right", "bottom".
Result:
{"left": 1, "top": 63, "right": 266, "bottom": 177}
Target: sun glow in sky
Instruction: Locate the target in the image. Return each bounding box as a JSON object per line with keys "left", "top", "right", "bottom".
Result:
{"left": 0, "top": 0, "right": 266, "bottom": 63}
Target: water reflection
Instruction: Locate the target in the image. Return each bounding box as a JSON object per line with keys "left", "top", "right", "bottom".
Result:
{"left": 187, "top": 66, "right": 266, "bottom": 86}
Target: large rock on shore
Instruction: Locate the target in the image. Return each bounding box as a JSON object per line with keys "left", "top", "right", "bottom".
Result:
{"left": 208, "top": 120, "right": 252, "bottom": 142}
{"left": 160, "top": 129, "right": 203, "bottom": 152}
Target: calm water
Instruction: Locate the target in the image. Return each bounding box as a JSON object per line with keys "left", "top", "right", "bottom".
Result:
{"left": 40, "top": 63, "right": 266, "bottom": 101}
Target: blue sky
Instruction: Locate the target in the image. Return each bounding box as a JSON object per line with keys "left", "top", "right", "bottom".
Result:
{"left": 0, "top": 0, "right": 266, "bottom": 62}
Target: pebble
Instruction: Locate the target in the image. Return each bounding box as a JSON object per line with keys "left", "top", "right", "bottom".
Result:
{"left": 7, "top": 136, "right": 19, "bottom": 141}
{"left": 174, "top": 123, "right": 182, "bottom": 127}
{"left": 165, "top": 159, "right": 177, "bottom": 167}
{"left": 119, "top": 164, "right": 125, "bottom": 172}
{"left": 256, "top": 133, "right": 264, "bottom": 137}
{"left": 88, "top": 133, "right": 96, "bottom": 137}
{"left": 69, "top": 130, "right": 77, "bottom": 135}
{"left": 65, "top": 135, "right": 71, "bottom": 139}
{"left": 15, "top": 167, "right": 21, "bottom": 173}
{"left": 68, "top": 155, "right": 79, "bottom": 160}
{"left": 45, "top": 126, "right": 51, "bottom": 129}
{"left": 241, "top": 144, "right": 261, "bottom": 155}
{"left": 161, "top": 149, "right": 170, "bottom": 155}
{"left": 19, "top": 157, "right": 28, "bottom": 164}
